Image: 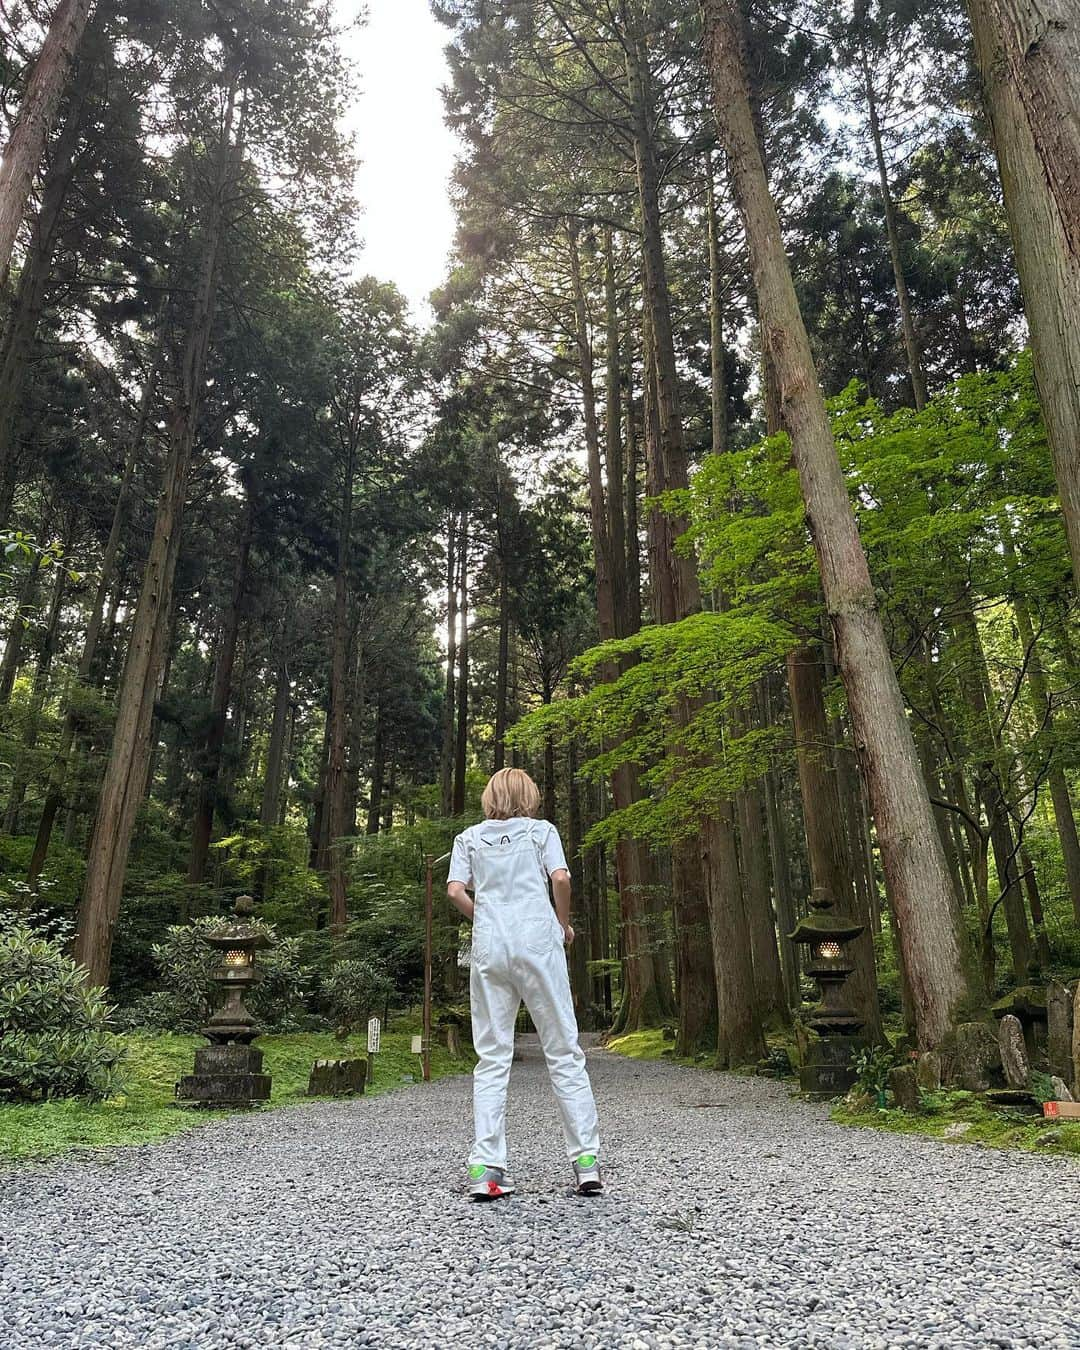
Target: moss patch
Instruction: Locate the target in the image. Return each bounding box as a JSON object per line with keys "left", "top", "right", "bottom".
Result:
{"left": 0, "top": 1025, "right": 471, "bottom": 1164}
{"left": 833, "top": 1090, "right": 1080, "bottom": 1159}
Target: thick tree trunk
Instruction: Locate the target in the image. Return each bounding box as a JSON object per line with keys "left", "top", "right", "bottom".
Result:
{"left": 73, "top": 81, "right": 236, "bottom": 987}
{"left": 706, "top": 158, "right": 729, "bottom": 454}
{"left": 622, "top": 309, "right": 642, "bottom": 627}
{"left": 603, "top": 227, "right": 628, "bottom": 633}
{"left": 966, "top": 0, "right": 1080, "bottom": 592}
{"left": 705, "top": 1, "right": 968, "bottom": 1047}
{"left": 704, "top": 803, "right": 764, "bottom": 1067}
{"left": 492, "top": 544, "right": 509, "bottom": 772}
{"left": 0, "top": 57, "right": 90, "bottom": 516}
{"left": 0, "top": 0, "right": 94, "bottom": 286}
{"left": 366, "top": 702, "right": 385, "bottom": 837}
{"left": 187, "top": 496, "right": 253, "bottom": 883}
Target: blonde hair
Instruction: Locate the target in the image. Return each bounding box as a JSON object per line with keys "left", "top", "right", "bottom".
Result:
{"left": 481, "top": 767, "right": 542, "bottom": 820}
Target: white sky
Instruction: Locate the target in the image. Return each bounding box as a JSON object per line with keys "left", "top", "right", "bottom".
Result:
{"left": 335, "top": 0, "right": 460, "bottom": 323}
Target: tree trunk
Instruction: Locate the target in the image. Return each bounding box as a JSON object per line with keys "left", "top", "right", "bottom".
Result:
{"left": 0, "top": 56, "right": 90, "bottom": 517}
{"left": 327, "top": 436, "right": 356, "bottom": 933}
{"left": 704, "top": 1, "right": 967, "bottom": 1047}
{"left": 73, "top": 80, "right": 237, "bottom": 988}
{"left": 0, "top": 552, "right": 43, "bottom": 706}
{"left": 366, "top": 701, "right": 385, "bottom": 836}
{"left": 704, "top": 803, "right": 764, "bottom": 1066}
{"left": 260, "top": 658, "right": 291, "bottom": 829}
{"left": 623, "top": 307, "right": 642, "bottom": 628}
{"left": 706, "top": 157, "right": 729, "bottom": 454}
{"left": 452, "top": 516, "right": 469, "bottom": 816}
{"left": 492, "top": 537, "right": 509, "bottom": 772}
{"left": 603, "top": 226, "right": 628, "bottom": 633}
{"left": 4, "top": 556, "right": 67, "bottom": 833}
{"left": 0, "top": 0, "right": 94, "bottom": 286}
{"left": 187, "top": 495, "right": 253, "bottom": 883}
{"left": 966, "top": 0, "right": 1080, "bottom": 592}
{"left": 440, "top": 512, "right": 457, "bottom": 815}
{"left": 856, "top": 2, "right": 929, "bottom": 410}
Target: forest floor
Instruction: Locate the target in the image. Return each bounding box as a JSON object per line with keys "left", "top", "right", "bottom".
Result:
{"left": 1, "top": 1038, "right": 1077, "bottom": 1348}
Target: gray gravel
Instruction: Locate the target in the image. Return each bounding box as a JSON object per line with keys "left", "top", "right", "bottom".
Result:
{"left": 1, "top": 1036, "right": 1078, "bottom": 1349}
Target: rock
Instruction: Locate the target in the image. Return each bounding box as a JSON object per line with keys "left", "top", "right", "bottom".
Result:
{"left": 916, "top": 1051, "right": 941, "bottom": 1093}
{"left": 942, "top": 1122, "right": 972, "bottom": 1138}
{"left": 307, "top": 1058, "right": 366, "bottom": 1097}
{"left": 1047, "top": 981, "right": 1074, "bottom": 1089}
{"left": 1049, "top": 1076, "right": 1074, "bottom": 1103}
{"left": 951, "top": 1022, "right": 1002, "bottom": 1091}
{"left": 888, "top": 1064, "right": 920, "bottom": 1112}
{"left": 998, "top": 1014, "right": 1030, "bottom": 1089}
{"left": 984, "top": 1087, "right": 1040, "bottom": 1110}
{"left": 1073, "top": 982, "right": 1080, "bottom": 1096}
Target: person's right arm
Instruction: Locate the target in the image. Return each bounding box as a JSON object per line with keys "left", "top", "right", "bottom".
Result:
{"left": 446, "top": 880, "right": 475, "bottom": 922}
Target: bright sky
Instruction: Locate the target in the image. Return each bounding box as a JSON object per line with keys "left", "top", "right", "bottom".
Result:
{"left": 336, "top": 0, "right": 460, "bottom": 323}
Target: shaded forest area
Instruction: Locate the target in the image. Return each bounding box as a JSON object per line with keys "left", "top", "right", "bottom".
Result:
{"left": 0, "top": 0, "right": 1078, "bottom": 1066}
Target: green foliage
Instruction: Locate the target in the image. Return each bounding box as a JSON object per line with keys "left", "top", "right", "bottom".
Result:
{"left": 324, "top": 959, "right": 393, "bottom": 1034}
{"left": 121, "top": 917, "right": 309, "bottom": 1034}
{"left": 852, "top": 1044, "right": 894, "bottom": 1099}
{"left": 0, "top": 916, "right": 125, "bottom": 1102}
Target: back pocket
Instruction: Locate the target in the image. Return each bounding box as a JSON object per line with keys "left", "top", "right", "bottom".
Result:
{"left": 524, "top": 915, "right": 558, "bottom": 956}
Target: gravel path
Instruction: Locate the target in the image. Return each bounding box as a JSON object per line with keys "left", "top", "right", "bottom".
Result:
{"left": 1, "top": 1036, "right": 1077, "bottom": 1349}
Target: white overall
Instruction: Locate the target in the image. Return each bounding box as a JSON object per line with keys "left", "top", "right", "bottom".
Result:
{"left": 466, "top": 823, "right": 600, "bottom": 1169}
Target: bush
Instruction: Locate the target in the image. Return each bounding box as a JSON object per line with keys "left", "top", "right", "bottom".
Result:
{"left": 324, "top": 958, "right": 393, "bottom": 1035}
{"left": 120, "top": 916, "right": 309, "bottom": 1033}
{"left": 0, "top": 917, "right": 125, "bottom": 1102}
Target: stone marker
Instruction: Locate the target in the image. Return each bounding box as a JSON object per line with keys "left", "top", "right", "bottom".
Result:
{"left": 307, "top": 1058, "right": 366, "bottom": 1097}
{"left": 888, "top": 1064, "right": 920, "bottom": 1112}
{"left": 1047, "top": 981, "right": 1074, "bottom": 1089}
{"left": 916, "top": 1051, "right": 941, "bottom": 1094}
{"left": 999, "top": 1014, "right": 1030, "bottom": 1088}
{"left": 952, "top": 1022, "right": 1002, "bottom": 1091}
{"left": 1049, "top": 1076, "right": 1074, "bottom": 1103}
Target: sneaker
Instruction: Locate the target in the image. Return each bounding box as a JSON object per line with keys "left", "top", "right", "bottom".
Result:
{"left": 467, "top": 1164, "right": 515, "bottom": 1201}
{"left": 573, "top": 1154, "right": 602, "bottom": 1195}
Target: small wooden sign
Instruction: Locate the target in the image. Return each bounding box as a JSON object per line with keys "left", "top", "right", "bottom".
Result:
{"left": 1043, "top": 1100, "right": 1080, "bottom": 1120}
{"left": 411, "top": 1034, "right": 423, "bottom": 1054}
{"left": 367, "top": 1016, "right": 382, "bottom": 1055}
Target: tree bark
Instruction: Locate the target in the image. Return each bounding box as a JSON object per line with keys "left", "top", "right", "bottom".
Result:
{"left": 440, "top": 512, "right": 457, "bottom": 815}
{"left": 326, "top": 436, "right": 356, "bottom": 932}
{"left": 703, "top": 0, "right": 966, "bottom": 1046}
{"left": 73, "top": 79, "right": 237, "bottom": 987}
{"left": 187, "top": 494, "right": 253, "bottom": 883}
{"left": 0, "top": 551, "right": 42, "bottom": 705}
{"left": 260, "top": 658, "right": 291, "bottom": 830}
{"left": 856, "top": 0, "right": 929, "bottom": 410}
{"left": 966, "top": 0, "right": 1080, "bottom": 592}
{"left": 0, "top": 0, "right": 94, "bottom": 286}
{"left": 452, "top": 516, "right": 469, "bottom": 815}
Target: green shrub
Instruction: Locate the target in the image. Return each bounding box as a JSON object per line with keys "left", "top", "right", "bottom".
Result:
{"left": 324, "top": 958, "right": 393, "bottom": 1035}
{"left": 120, "top": 916, "right": 309, "bottom": 1033}
{"left": 0, "top": 918, "right": 125, "bottom": 1101}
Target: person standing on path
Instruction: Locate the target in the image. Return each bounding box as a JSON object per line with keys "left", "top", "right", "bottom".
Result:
{"left": 447, "top": 767, "right": 602, "bottom": 1201}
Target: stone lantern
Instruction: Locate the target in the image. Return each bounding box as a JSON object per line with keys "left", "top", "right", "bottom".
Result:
{"left": 176, "top": 895, "right": 272, "bottom": 1107}
{"left": 790, "top": 886, "right": 865, "bottom": 1099}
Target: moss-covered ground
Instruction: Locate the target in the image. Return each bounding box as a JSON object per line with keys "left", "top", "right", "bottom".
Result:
{"left": 0, "top": 1023, "right": 471, "bottom": 1164}
{"left": 607, "top": 1028, "right": 1080, "bottom": 1159}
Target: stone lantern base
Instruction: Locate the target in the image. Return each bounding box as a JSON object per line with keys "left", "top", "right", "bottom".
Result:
{"left": 800, "top": 1032, "right": 860, "bottom": 1100}
{"left": 176, "top": 1044, "right": 271, "bottom": 1108}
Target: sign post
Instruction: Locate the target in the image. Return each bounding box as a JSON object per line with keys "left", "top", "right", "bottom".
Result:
{"left": 367, "top": 1015, "right": 381, "bottom": 1085}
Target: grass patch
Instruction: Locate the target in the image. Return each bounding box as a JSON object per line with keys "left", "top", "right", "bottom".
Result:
{"left": 0, "top": 1023, "right": 471, "bottom": 1164}
{"left": 833, "top": 1090, "right": 1080, "bottom": 1159}
{"left": 606, "top": 1029, "right": 675, "bottom": 1061}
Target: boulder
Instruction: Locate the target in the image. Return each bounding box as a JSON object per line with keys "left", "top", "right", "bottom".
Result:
{"left": 1047, "top": 981, "right": 1074, "bottom": 1089}
{"left": 999, "top": 1013, "right": 1030, "bottom": 1089}
{"left": 888, "top": 1064, "right": 920, "bottom": 1113}
{"left": 1049, "top": 1076, "right": 1074, "bottom": 1104}
{"left": 951, "top": 1022, "right": 1002, "bottom": 1092}
{"left": 1073, "top": 983, "right": 1080, "bottom": 1097}
{"left": 307, "top": 1058, "right": 366, "bottom": 1097}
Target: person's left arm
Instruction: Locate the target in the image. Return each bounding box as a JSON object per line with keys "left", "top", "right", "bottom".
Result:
{"left": 543, "top": 824, "right": 575, "bottom": 945}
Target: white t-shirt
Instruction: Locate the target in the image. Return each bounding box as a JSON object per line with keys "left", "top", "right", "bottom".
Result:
{"left": 447, "top": 817, "right": 569, "bottom": 889}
